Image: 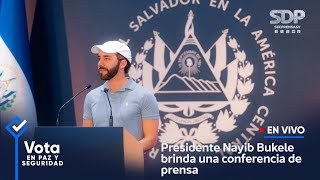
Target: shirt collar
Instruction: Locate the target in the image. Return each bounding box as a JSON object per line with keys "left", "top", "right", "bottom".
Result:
{"left": 101, "top": 78, "right": 135, "bottom": 92}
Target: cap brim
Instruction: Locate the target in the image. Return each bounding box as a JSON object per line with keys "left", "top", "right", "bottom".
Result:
{"left": 91, "top": 45, "right": 101, "bottom": 54}
{"left": 91, "top": 45, "right": 119, "bottom": 54}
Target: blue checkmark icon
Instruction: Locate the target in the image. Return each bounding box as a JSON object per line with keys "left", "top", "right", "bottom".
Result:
{"left": 11, "top": 120, "right": 27, "bottom": 132}
{"left": 6, "top": 116, "right": 28, "bottom": 138}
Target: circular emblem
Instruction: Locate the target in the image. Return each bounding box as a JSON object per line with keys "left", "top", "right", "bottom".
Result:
{"left": 126, "top": 3, "right": 277, "bottom": 160}
{"left": 178, "top": 50, "right": 201, "bottom": 77}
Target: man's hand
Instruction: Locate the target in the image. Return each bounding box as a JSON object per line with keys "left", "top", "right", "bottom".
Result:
{"left": 83, "top": 119, "right": 94, "bottom": 127}
{"left": 139, "top": 119, "right": 159, "bottom": 152}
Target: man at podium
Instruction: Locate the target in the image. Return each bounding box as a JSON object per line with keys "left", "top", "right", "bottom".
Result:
{"left": 82, "top": 41, "right": 160, "bottom": 152}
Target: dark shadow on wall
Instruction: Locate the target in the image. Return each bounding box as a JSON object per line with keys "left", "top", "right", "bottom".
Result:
{"left": 30, "top": 0, "right": 76, "bottom": 126}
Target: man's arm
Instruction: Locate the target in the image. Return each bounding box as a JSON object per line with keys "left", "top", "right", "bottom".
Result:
{"left": 83, "top": 119, "right": 93, "bottom": 127}
{"left": 139, "top": 119, "right": 159, "bottom": 152}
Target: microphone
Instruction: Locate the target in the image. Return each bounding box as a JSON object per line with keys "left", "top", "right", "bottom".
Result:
{"left": 56, "top": 84, "right": 92, "bottom": 126}
{"left": 103, "top": 88, "right": 113, "bottom": 127}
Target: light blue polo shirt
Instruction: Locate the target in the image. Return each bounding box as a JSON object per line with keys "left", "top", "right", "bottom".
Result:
{"left": 83, "top": 79, "right": 160, "bottom": 140}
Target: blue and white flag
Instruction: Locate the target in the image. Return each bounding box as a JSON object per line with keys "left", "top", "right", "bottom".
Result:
{"left": 0, "top": 0, "right": 37, "bottom": 136}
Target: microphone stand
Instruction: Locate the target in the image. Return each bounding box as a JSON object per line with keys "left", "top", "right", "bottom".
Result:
{"left": 104, "top": 88, "right": 113, "bottom": 127}
{"left": 56, "top": 85, "right": 91, "bottom": 126}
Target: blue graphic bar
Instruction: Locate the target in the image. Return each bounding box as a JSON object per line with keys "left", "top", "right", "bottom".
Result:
{"left": 264, "top": 136, "right": 304, "bottom": 139}
{"left": 15, "top": 137, "right": 18, "bottom": 180}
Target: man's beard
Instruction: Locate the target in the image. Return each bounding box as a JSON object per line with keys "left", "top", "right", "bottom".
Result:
{"left": 99, "top": 62, "right": 120, "bottom": 80}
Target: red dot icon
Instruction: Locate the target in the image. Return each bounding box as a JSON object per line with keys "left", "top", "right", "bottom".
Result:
{"left": 259, "top": 127, "right": 265, "bottom": 133}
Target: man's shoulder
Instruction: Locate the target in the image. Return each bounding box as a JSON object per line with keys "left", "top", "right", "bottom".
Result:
{"left": 132, "top": 81, "right": 153, "bottom": 95}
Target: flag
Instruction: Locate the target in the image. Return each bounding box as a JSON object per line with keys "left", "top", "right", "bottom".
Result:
{"left": 0, "top": 0, "right": 37, "bottom": 136}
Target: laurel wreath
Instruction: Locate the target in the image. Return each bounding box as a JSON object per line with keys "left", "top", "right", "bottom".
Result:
{"left": 0, "top": 94, "right": 16, "bottom": 111}
{"left": 129, "top": 36, "right": 254, "bottom": 146}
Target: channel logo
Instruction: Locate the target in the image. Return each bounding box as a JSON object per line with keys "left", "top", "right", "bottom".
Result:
{"left": 270, "top": 10, "right": 305, "bottom": 34}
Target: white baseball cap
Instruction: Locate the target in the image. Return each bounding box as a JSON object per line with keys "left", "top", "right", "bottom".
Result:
{"left": 91, "top": 41, "right": 132, "bottom": 63}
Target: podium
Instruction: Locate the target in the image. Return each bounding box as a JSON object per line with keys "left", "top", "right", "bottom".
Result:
{"left": 20, "top": 127, "right": 144, "bottom": 179}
